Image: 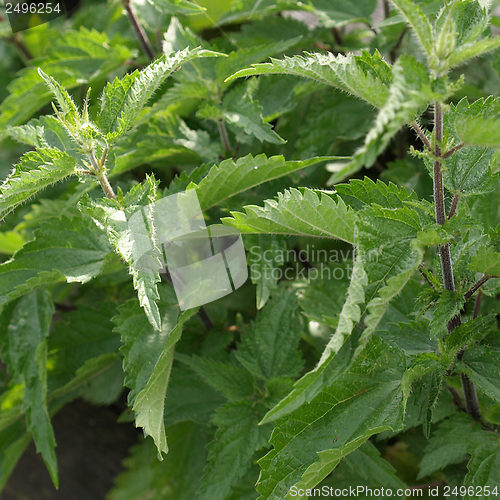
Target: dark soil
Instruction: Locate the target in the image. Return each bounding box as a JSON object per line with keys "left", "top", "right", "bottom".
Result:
{"left": 4, "top": 398, "right": 140, "bottom": 500}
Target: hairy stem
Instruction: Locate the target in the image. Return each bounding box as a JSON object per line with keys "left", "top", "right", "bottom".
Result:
{"left": 97, "top": 173, "right": 118, "bottom": 201}
{"left": 473, "top": 289, "right": 482, "bottom": 318}
{"left": 383, "top": 0, "right": 391, "bottom": 19}
{"left": 418, "top": 265, "right": 437, "bottom": 290}
{"left": 124, "top": 0, "right": 155, "bottom": 61}
{"left": 434, "top": 104, "right": 445, "bottom": 225}
{"left": 217, "top": 119, "right": 232, "bottom": 154}
{"left": 448, "top": 193, "right": 459, "bottom": 219}
{"left": 434, "top": 102, "right": 481, "bottom": 419}
{"left": 461, "top": 372, "right": 482, "bottom": 419}
{"left": 457, "top": 290, "right": 482, "bottom": 420}
{"left": 89, "top": 149, "right": 117, "bottom": 200}
{"left": 390, "top": 28, "right": 408, "bottom": 63}
{"left": 443, "top": 142, "right": 465, "bottom": 159}
{"left": 410, "top": 121, "right": 432, "bottom": 151}
{"left": 74, "top": 169, "right": 95, "bottom": 176}
{"left": 332, "top": 27, "right": 343, "bottom": 47}
{"left": 0, "top": 14, "right": 32, "bottom": 61}
{"left": 465, "top": 275, "right": 491, "bottom": 301}
{"left": 446, "top": 385, "right": 466, "bottom": 412}
{"left": 434, "top": 104, "right": 456, "bottom": 293}
{"left": 12, "top": 34, "right": 33, "bottom": 61}
{"left": 198, "top": 308, "right": 214, "bottom": 330}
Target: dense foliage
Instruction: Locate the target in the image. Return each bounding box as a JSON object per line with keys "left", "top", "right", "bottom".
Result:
{"left": 0, "top": 0, "right": 499, "bottom": 498}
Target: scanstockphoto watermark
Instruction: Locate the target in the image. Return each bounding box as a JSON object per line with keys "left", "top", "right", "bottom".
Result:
{"left": 289, "top": 485, "right": 500, "bottom": 497}
{"left": 289, "top": 485, "right": 427, "bottom": 497}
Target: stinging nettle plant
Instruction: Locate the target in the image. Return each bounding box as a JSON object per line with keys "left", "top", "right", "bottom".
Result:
{"left": 0, "top": 0, "right": 499, "bottom": 497}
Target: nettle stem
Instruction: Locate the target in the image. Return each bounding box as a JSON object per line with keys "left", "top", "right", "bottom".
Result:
{"left": 447, "top": 193, "right": 459, "bottom": 219}
{"left": 124, "top": 0, "right": 155, "bottom": 61}
{"left": 434, "top": 102, "right": 481, "bottom": 420}
{"left": 434, "top": 103, "right": 456, "bottom": 295}
{"left": 217, "top": 119, "right": 232, "bottom": 154}
{"left": 89, "top": 148, "right": 117, "bottom": 201}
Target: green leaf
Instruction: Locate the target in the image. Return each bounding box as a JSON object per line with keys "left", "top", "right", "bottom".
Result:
{"left": 226, "top": 50, "right": 392, "bottom": 109}
{"left": 389, "top": 0, "right": 434, "bottom": 58}
{"left": 352, "top": 203, "right": 425, "bottom": 353}
{"left": 420, "top": 412, "right": 500, "bottom": 497}
{"left": 257, "top": 338, "right": 406, "bottom": 499}
{"left": 308, "top": 0, "right": 378, "bottom": 26}
{"left": 145, "top": 0, "right": 206, "bottom": 16}
{"left": 236, "top": 288, "right": 304, "bottom": 380}
{"left": 335, "top": 176, "right": 420, "bottom": 210}
{"left": 260, "top": 254, "right": 366, "bottom": 427}
{"left": 218, "top": 82, "right": 285, "bottom": 144}
{"left": 113, "top": 285, "right": 196, "bottom": 456}
{"left": 222, "top": 188, "right": 356, "bottom": 244}
{"left": 469, "top": 246, "right": 500, "bottom": 275}
{"left": 457, "top": 116, "right": 500, "bottom": 149}
{"left": 0, "top": 28, "right": 131, "bottom": 128}
{"left": 432, "top": 0, "right": 492, "bottom": 75}
{"left": 319, "top": 441, "right": 406, "bottom": 492}
{"left": 0, "top": 214, "right": 111, "bottom": 307}
{"left": 164, "top": 365, "right": 225, "bottom": 426}
{"left": 217, "top": 0, "right": 378, "bottom": 26}
{"left": 112, "top": 114, "right": 220, "bottom": 175}
{"left": 296, "top": 261, "right": 351, "bottom": 329}
{"left": 464, "top": 437, "right": 500, "bottom": 498}
{"left": 443, "top": 146, "right": 496, "bottom": 196}
{"left": 437, "top": 0, "right": 489, "bottom": 47}
{"left": 79, "top": 176, "right": 162, "bottom": 330}
{"left": 448, "top": 97, "right": 500, "bottom": 148}
{"left": 246, "top": 234, "right": 287, "bottom": 309}
{"left": 0, "top": 424, "right": 32, "bottom": 491}
{"left": 438, "top": 98, "right": 500, "bottom": 196}
{"left": 7, "top": 116, "right": 87, "bottom": 163}
{"left": 444, "top": 315, "right": 496, "bottom": 360}
{"left": 200, "top": 401, "right": 269, "bottom": 500}
{"left": 97, "top": 48, "right": 221, "bottom": 140}
{"left": 37, "top": 69, "right": 79, "bottom": 124}
{"left": 176, "top": 355, "right": 255, "bottom": 401}
{"left": 318, "top": 252, "right": 368, "bottom": 361}
{"left": 401, "top": 353, "right": 444, "bottom": 437}
{"left": 0, "top": 231, "right": 24, "bottom": 255}
{"left": 330, "top": 55, "right": 438, "bottom": 183}
{"left": 261, "top": 282, "right": 364, "bottom": 425}
{"left": 193, "top": 154, "right": 341, "bottom": 210}
{"left": 428, "top": 290, "right": 465, "bottom": 338}
{"left": 0, "top": 290, "right": 58, "bottom": 486}
{"left": 47, "top": 301, "right": 121, "bottom": 390}
{"left": 108, "top": 422, "right": 208, "bottom": 500}
{"left": 263, "top": 180, "right": 425, "bottom": 424}
{"left": 50, "top": 352, "right": 122, "bottom": 406}
{"left": 459, "top": 347, "right": 500, "bottom": 404}
{"left": 216, "top": 36, "right": 303, "bottom": 84}
{"left": 418, "top": 413, "right": 485, "bottom": 478}
{"left": 447, "top": 38, "right": 500, "bottom": 71}
{"left": 294, "top": 91, "right": 375, "bottom": 158}
{"left": 0, "top": 148, "right": 76, "bottom": 219}
{"left": 216, "top": 0, "right": 298, "bottom": 25}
